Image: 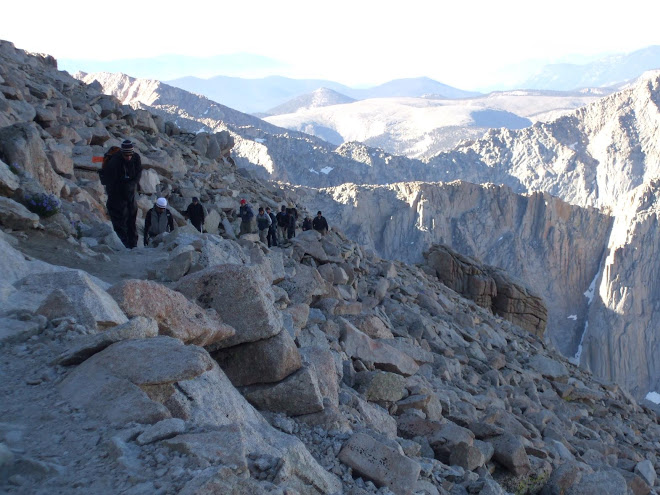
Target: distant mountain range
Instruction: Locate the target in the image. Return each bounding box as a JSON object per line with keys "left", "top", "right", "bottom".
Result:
{"left": 165, "top": 75, "right": 480, "bottom": 114}
{"left": 519, "top": 45, "right": 660, "bottom": 90}
{"left": 59, "top": 45, "right": 660, "bottom": 114}
{"left": 263, "top": 89, "right": 609, "bottom": 158}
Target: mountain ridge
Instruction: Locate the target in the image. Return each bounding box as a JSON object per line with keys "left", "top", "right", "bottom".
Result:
{"left": 165, "top": 74, "right": 479, "bottom": 114}
{"left": 520, "top": 45, "right": 660, "bottom": 90}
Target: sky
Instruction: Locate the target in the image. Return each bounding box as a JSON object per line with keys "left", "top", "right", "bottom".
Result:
{"left": 4, "top": 0, "right": 660, "bottom": 90}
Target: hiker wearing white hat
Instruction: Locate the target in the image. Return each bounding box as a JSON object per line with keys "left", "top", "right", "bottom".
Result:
{"left": 144, "top": 197, "right": 174, "bottom": 246}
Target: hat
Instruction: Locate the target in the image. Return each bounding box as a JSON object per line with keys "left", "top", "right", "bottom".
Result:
{"left": 120, "top": 140, "right": 134, "bottom": 154}
{"left": 317, "top": 211, "right": 322, "bottom": 215}
{"left": 192, "top": 197, "right": 199, "bottom": 202}
{"left": 240, "top": 199, "right": 246, "bottom": 204}
{"left": 156, "top": 197, "right": 167, "bottom": 208}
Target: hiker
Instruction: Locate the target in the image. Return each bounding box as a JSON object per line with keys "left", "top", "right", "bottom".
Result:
{"left": 144, "top": 197, "right": 174, "bottom": 246}
{"left": 302, "top": 216, "right": 313, "bottom": 231}
{"left": 185, "top": 197, "right": 205, "bottom": 232}
{"left": 256, "top": 207, "right": 272, "bottom": 245}
{"left": 238, "top": 199, "right": 255, "bottom": 236}
{"left": 312, "top": 210, "right": 329, "bottom": 235}
{"left": 286, "top": 207, "right": 296, "bottom": 239}
{"left": 276, "top": 205, "right": 288, "bottom": 244}
{"left": 103, "top": 140, "right": 142, "bottom": 248}
{"left": 266, "top": 207, "right": 278, "bottom": 247}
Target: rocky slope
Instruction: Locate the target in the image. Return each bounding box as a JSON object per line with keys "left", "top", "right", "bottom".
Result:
{"left": 2, "top": 39, "right": 660, "bottom": 495}
{"left": 291, "top": 181, "right": 612, "bottom": 359}
{"left": 74, "top": 56, "right": 660, "bottom": 402}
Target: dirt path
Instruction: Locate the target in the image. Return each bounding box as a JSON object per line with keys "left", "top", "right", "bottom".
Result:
{"left": 16, "top": 231, "right": 170, "bottom": 286}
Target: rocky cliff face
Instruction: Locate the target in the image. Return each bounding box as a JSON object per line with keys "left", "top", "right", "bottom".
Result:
{"left": 293, "top": 180, "right": 612, "bottom": 357}
{"left": 427, "top": 72, "right": 660, "bottom": 211}
{"left": 582, "top": 179, "right": 660, "bottom": 397}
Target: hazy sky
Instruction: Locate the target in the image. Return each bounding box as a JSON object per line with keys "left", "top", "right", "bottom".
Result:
{"left": 4, "top": 0, "right": 660, "bottom": 89}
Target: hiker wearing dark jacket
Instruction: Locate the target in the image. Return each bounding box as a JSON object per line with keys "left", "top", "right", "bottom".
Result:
{"left": 286, "top": 208, "right": 296, "bottom": 239}
{"left": 312, "top": 211, "right": 329, "bottom": 235}
{"left": 302, "top": 216, "right": 313, "bottom": 231}
{"left": 144, "top": 197, "right": 174, "bottom": 246}
{"left": 266, "top": 207, "right": 277, "bottom": 247}
{"left": 256, "top": 207, "right": 272, "bottom": 245}
{"left": 104, "top": 140, "right": 142, "bottom": 248}
{"left": 275, "top": 205, "right": 288, "bottom": 244}
{"left": 185, "top": 197, "right": 205, "bottom": 232}
{"left": 238, "top": 199, "right": 255, "bottom": 236}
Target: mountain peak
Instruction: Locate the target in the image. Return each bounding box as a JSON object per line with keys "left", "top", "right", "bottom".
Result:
{"left": 265, "top": 87, "right": 356, "bottom": 116}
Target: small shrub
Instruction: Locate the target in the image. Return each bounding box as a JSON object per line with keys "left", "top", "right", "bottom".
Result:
{"left": 24, "top": 192, "right": 61, "bottom": 218}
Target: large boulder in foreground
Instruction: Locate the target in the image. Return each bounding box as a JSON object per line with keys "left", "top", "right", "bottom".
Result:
{"left": 176, "top": 263, "right": 283, "bottom": 348}
{"left": 107, "top": 279, "right": 235, "bottom": 346}
{"left": 59, "top": 337, "right": 215, "bottom": 425}
{"left": 211, "top": 329, "right": 302, "bottom": 386}
{"left": 162, "top": 359, "right": 342, "bottom": 494}
{"left": 16, "top": 270, "right": 127, "bottom": 331}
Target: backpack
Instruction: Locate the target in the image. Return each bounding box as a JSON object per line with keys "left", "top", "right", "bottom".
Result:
{"left": 96, "top": 146, "right": 121, "bottom": 186}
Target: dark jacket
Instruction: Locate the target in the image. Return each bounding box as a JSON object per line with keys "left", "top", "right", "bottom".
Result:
{"left": 186, "top": 202, "right": 205, "bottom": 229}
{"left": 268, "top": 212, "right": 277, "bottom": 231}
{"left": 302, "top": 218, "right": 313, "bottom": 231}
{"left": 239, "top": 204, "right": 254, "bottom": 223}
{"left": 144, "top": 206, "right": 174, "bottom": 243}
{"left": 104, "top": 152, "right": 142, "bottom": 201}
{"left": 313, "top": 216, "right": 328, "bottom": 232}
{"left": 256, "top": 212, "right": 272, "bottom": 231}
{"left": 276, "top": 210, "right": 288, "bottom": 227}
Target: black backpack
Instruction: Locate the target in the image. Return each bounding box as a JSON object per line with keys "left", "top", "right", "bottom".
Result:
{"left": 98, "top": 146, "right": 121, "bottom": 186}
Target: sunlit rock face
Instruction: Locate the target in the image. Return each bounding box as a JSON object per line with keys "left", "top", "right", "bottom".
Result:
{"left": 294, "top": 180, "right": 612, "bottom": 360}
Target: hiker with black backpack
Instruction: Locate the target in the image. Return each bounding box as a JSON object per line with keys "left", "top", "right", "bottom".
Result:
{"left": 101, "top": 140, "right": 142, "bottom": 248}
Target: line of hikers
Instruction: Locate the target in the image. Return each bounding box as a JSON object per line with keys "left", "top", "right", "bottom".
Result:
{"left": 99, "top": 140, "right": 329, "bottom": 249}
{"left": 238, "top": 199, "right": 329, "bottom": 248}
